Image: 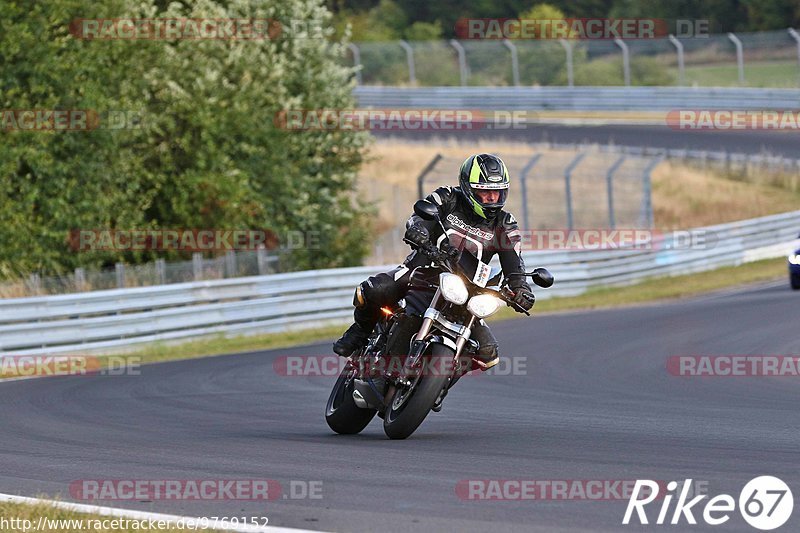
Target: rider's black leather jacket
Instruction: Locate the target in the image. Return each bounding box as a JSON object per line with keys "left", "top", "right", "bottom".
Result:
{"left": 406, "top": 186, "right": 531, "bottom": 291}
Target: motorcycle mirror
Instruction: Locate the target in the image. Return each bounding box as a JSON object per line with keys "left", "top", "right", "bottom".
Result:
{"left": 530, "top": 267, "right": 554, "bottom": 288}
{"left": 413, "top": 200, "right": 439, "bottom": 221}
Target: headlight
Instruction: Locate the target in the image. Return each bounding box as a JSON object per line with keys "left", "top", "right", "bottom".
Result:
{"left": 439, "top": 273, "right": 469, "bottom": 304}
{"left": 789, "top": 254, "right": 800, "bottom": 265}
{"left": 467, "top": 293, "right": 502, "bottom": 318}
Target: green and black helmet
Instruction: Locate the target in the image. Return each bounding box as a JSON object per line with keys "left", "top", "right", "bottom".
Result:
{"left": 458, "top": 153, "right": 510, "bottom": 221}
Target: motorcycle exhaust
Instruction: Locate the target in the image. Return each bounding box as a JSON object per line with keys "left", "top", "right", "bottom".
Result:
{"left": 353, "top": 378, "right": 387, "bottom": 410}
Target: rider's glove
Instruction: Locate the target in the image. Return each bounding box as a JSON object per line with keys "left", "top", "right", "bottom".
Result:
{"left": 404, "top": 223, "right": 430, "bottom": 248}
{"left": 511, "top": 287, "right": 535, "bottom": 312}
{"left": 440, "top": 239, "right": 460, "bottom": 259}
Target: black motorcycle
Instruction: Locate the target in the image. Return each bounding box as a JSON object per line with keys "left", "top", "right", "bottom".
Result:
{"left": 325, "top": 200, "right": 554, "bottom": 439}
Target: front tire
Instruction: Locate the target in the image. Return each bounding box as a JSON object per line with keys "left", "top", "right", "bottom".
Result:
{"left": 325, "top": 362, "right": 377, "bottom": 434}
{"left": 383, "top": 343, "right": 454, "bottom": 440}
{"left": 791, "top": 273, "right": 800, "bottom": 290}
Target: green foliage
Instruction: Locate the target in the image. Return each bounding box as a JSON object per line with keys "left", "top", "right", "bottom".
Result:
{"left": 742, "top": 0, "right": 800, "bottom": 31}
{"left": 519, "top": 3, "right": 566, "bottom": 20}
{"left": 554, "top": 53, "right": 675, "bottom": 86}
{"left": 332, "top": 0, "right": 799, "bottom": 35}
{"left": 0, "top": 0, "right": 372, "bottom": 278}
{"left": 404, "top": 21, "right": 443, "bottom": 41}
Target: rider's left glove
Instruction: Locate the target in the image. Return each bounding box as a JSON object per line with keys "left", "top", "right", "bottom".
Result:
{"left": 511, "top": 287, "right": 535, "bottom": 312}
{"left": 404, "top": 223, "right": 430, "bottom": 248}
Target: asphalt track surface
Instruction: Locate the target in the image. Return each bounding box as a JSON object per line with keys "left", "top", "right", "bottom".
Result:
{"left": 375, "top": 125, "right": 800, "bottom": 159}
{"left": 1, "top": 279, "right": 798, "bottom": 532}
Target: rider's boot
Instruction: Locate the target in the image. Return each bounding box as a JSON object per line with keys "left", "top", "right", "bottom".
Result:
{"left": 333, "top": 322, "right": 371, "bottom": 357}
{"left": 333, "top": 305, "right": 377, "bottom": 357}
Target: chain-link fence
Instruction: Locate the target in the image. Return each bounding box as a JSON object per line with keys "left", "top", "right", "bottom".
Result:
{"left": 363, "top": 146, "right": 661, "bottom": 265}
{"left": 347, "top": 29, "right": 800, "bottom": 88}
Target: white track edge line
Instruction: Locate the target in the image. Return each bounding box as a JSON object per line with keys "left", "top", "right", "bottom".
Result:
{"left": 0, "top": 493, "right": 327, "bottom": 533}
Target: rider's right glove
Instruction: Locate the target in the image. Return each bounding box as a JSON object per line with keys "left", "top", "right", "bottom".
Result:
{"left": 404, "top": 223, "right": 430, "bottom": 248}
{"left": 510, "top": 287, "right": 535, "bottom": 312}
{"left": 440, "top": 239, "right": 460, "bottom": 259}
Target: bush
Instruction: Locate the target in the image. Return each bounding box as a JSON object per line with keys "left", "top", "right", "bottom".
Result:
{"left": 0, "top": 0, "right": 372, "bottom": 277}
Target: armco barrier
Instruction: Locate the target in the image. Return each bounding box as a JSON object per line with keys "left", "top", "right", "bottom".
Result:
{"left": 353, "top": 86, "right": 800, "bottom": 111}
{"left": 1, "top": 210, "right": 799, "bottom": 355}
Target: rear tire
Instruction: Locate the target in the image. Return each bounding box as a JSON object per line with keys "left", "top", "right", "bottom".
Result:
{"left": 791, "top": 273, "right": 800, "bottom": 290}
{"left": 383, "top": 343, "right": 454, "bottom": 440}
{"left": 325, "top": 363, "right": 377, "bottom": 434}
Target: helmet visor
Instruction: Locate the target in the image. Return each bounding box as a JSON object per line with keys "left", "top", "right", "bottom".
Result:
{"left": 471, "top": 184, "right": 508, "bottom": 207}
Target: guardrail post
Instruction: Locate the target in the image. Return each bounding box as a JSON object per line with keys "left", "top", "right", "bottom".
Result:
{"left": 559, "top": 39, "right": 574, "bottom": 87}
{"left": 450, "top": 39, "right": 468, "bottom": 86}
{"left": 503, "top": 39, "right": 520, "bottom": 86}
{"left": 641, "top": 155, "right": 663, "bottom": 228}
{"left": 605, "top": 156, "right": 626, "bottom": 229}
{"left": 27, "top": 273, "right": 41, "bottom": 295}
{"left": 347, "top": 43, "right": 362, "bottom": 85}
{"left": 399, "top": 40, "right": 416, "bottom": 85}
{"left": 155, "top": 258, "right": 166, "bottom": 285}
{"left": 417, "top": 153, "right": 443, "bottom": 199}
{"left": 257, "top": 246, "right": 269, "bottom": 275}
{"left": 74, "top": 267, "right": 86, "bottom": 291}
{"left": 668, "top": 34, "right": 685, "bottom": 86}
{"left": 564, "top": 152, "right": 586, "bottom": 230}
{"left": 614, "top": 38, "right": 631, "bottom": 86}
{"left": 115, "top": 263, "right": 125, "bottom": 288}
{"left": 224, "top": 251, "right": 237, "bottom": 278}
{"left": 519, "top": 153, "right": 542, "bottom": 230}
{"left": 788, "top": 28, "right": 800, "bottom": 85}
{"left": 192, "top": 252, "right": 202, "bottom": 281}
{"left": 727, "top": 32, "right": 745, "bottom": 85}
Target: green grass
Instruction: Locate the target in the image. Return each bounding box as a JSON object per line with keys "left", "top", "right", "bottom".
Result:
{"left": 684, "top": 59, "right": 800, "bottom": 88}
{"left": 0, "top": 501, "right": 217, "bottom": 532}
{"left": 109, "top": 257, "right": 788, "bottom": 365}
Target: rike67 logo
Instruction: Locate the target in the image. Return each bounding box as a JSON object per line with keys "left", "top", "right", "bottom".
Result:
{"left": 623, "top": 476, "right": 793, "bottom": 530}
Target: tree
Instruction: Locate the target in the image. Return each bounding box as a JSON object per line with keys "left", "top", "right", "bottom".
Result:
{"left": 0, "top": 0, "right": 372, "bottom": 278}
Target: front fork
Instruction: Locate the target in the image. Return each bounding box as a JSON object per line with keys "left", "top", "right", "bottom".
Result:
{"left": 414, "top": 289, "right": 476, "bottom": 360}
{"left": 382, "top": 289, "right": 480, "bottom": 405}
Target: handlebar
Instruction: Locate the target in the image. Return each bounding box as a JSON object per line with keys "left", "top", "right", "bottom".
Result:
{"left": 403, "top": 238, "right": 458, "bottom": 270}
{"left": 404, "top": 237, "right": 539, "bottom": 316}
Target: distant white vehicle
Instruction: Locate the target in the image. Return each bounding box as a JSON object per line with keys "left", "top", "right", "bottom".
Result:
{"left": 789, "top": 234, "right": 800, "bottom": 290}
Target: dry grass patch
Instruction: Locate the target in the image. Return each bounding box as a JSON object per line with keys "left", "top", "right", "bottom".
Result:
{"left": 652, "top": 161, "right": 800, "bottom": 229}
{"left": 362, "top": 140, "right": 800, "bottom": 232}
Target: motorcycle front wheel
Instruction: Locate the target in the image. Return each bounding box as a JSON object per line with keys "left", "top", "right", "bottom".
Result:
{"left": 383, "top": 342, "right": 454, "bottom": 440}
{"left": 325, "top": 361, "right": 377, "bottom": 434}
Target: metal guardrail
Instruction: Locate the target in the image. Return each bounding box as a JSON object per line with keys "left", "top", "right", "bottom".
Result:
{"left": 353, "top": 86, "right": 800, "bottom": 111}
{"left": 1, "top": 211, "right": 798, "bottom": 356}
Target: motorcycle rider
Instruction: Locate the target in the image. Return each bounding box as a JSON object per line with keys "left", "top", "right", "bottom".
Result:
{"left": 333, "top": 153, "right": 536, "bottom": 368}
